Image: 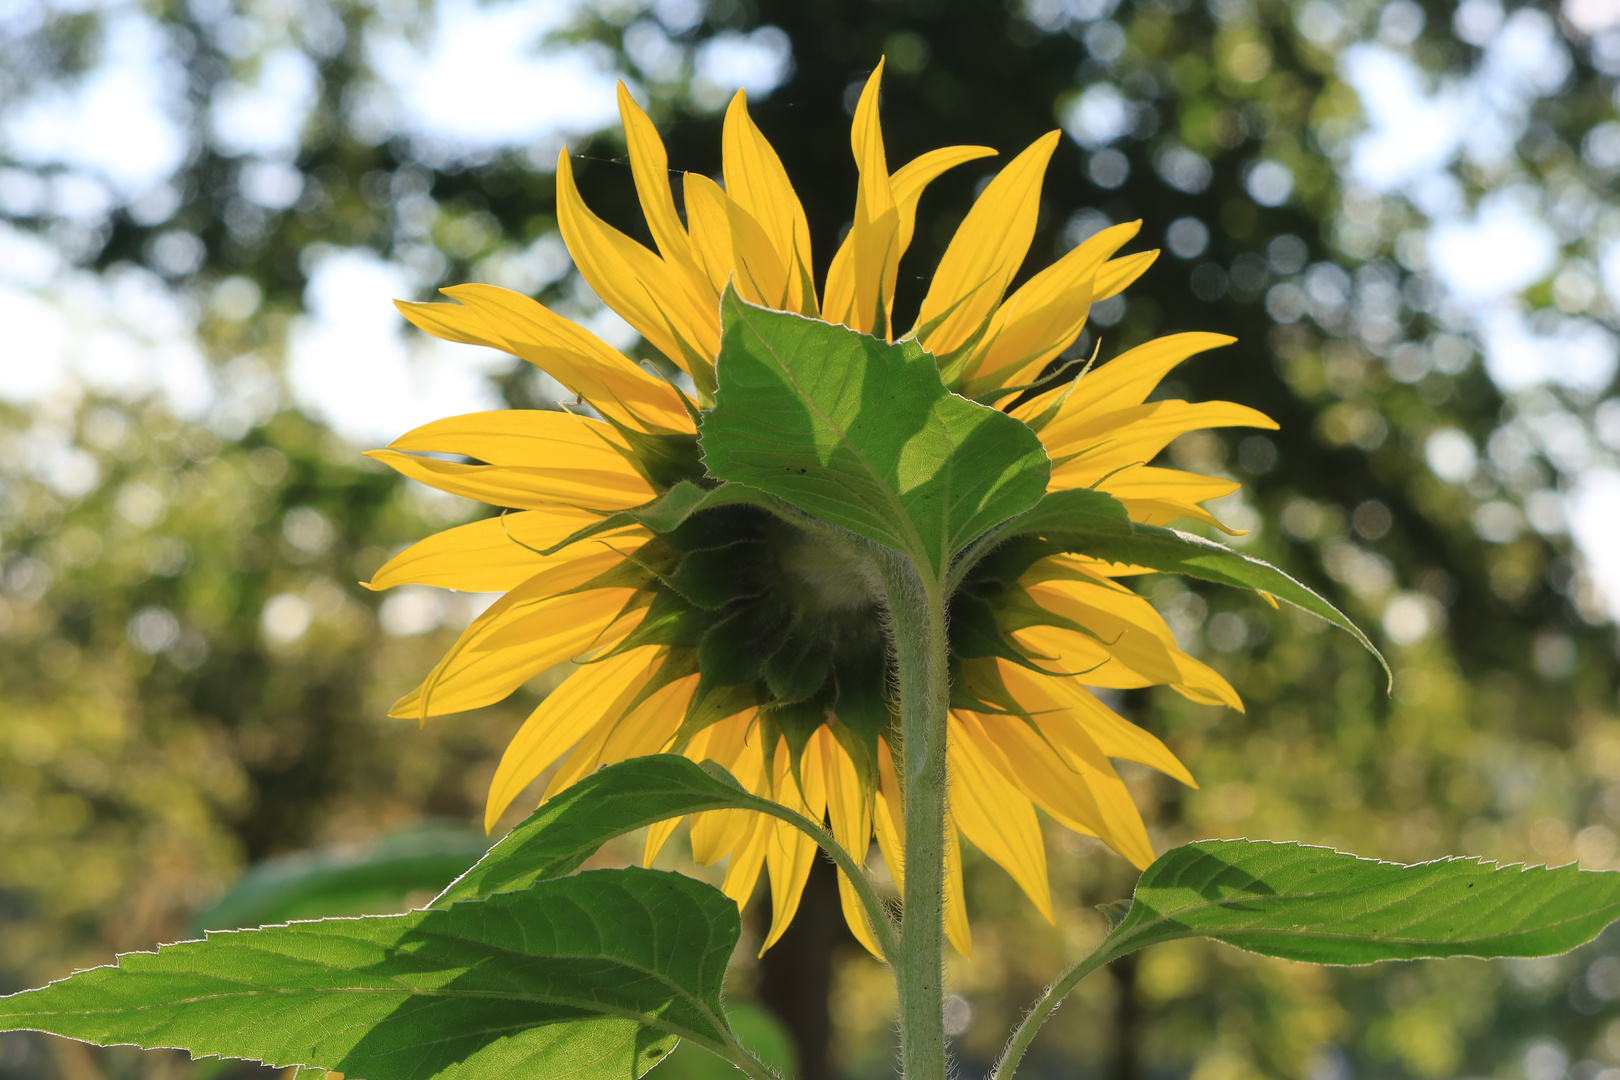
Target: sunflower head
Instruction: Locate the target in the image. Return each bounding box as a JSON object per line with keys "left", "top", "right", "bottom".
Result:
{"left": 375, "top": 60, "right": 1274, "bottom": 956}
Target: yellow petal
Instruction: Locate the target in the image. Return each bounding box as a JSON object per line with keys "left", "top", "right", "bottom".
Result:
{"left": 824, "top": 143, "right": 997, "bottom": 330}
{"left": 1043, "top": 399, "right": 1277, "bottom": 481}
{"left": 556, "top": 148, "right": 718, "bottom": 389}
{"left": 1012, "top": 332, "right": 1235, "bottom": 433}
{"left": 944, "top": 809, "right": 971, "bottom": 957}
{"left": 997, "top": 665, "right": 1195, "bottom": 787}
{"left": 389, "top": 554, "right": 639, "bottom": 720}
{"left": 822, "top": 60, "right": 900, "bottom": 337}
{"left": 957, "top": 709, "right": 1107, "bottom": 839}
{"left": 393, "top": 296, "right": 508, "bottom": 351}
{"left": 483, "top": 647, "right": 664, "bottom": 829}
{"left": 689, "top": 711, "right": 766, "bottom": 865}
{"left": 1018, "top": 577, "right": 1243, "bottom": 710}
{"left": 389, "top": 408, "right": 628, "bottom": 465}
{"left": 823, "top": 729, "right": 882, "bottom": 958}
{"left": 912, "top": 130, "right": 1061, "bottom": 356}
{"left": 366, "top": 508, "right": 638, "bottom": 594}
{"left": 957, "top": 221, "right": 1142, "bottom": 396}
{"left": 682, "top": 172, "right": 789, "bottom": 308}
{"left": 1094, "top": 249, "right": 1157, "bottom": 300}
{"left": 617, "top": 82, "right": 717, "bottom": 319}
{"left": 429, "top": 284, "right": 693, "bottom": 433}
{"left": 947, "top": 712, "right": 1053, "bottom": 922}
{"left": 1092, "top": 465, "right": 1244, "bottom": 532}
{"left": 548, "top": 671, "right": 697, "bottom": 795}
{"left": 643, "top": 815, "right": 682, "bottom": 868}
{"left": 761, "top": 734, "right": 826, "bottom": 953}
{"left": 985, "top": 668, "right": 1157, "bottom": 869}
{"left": 872, "top": 737, "right": 906, "bottom": 889}
{"left": 366, "top": 450, "right": 655, "bottom": 513}
{"left": 722, "top": 813, "right": 771, "bottom": 907}
{"left": 723, "top": 90, "right": 815, "bottom": 314}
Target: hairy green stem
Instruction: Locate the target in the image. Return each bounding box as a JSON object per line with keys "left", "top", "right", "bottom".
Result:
{"left": 991, "top": 941, "right": 1121, "bottom": 1080}
{"left": 878, "top": 554, "right": 950, "bottom": 1080}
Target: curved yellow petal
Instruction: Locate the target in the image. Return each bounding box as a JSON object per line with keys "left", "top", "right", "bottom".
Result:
{"left": 823, "top": 143, "right": 997, "bottom": 331}
{"left": 366, "top": 450, "right": 655, "bottom": 513}
{"left": 947, "top": 712, "right": 1053, "bottom": 922}
{"left": 617, "top": 82, "right": 717, "bottom": 320}
{"left": 761, "top": 735, "right": 827, "bottom": 953}
{"left": 722, "top": 813, "right": 770, "bottom": 908}
{"left": 944, "top": 808, "right": 971, "bottom": 958}
{"left": 393, "top": 296, "right": 508, "bottom": 351}
{"left": 997, "top": 665, "right": 1195, "bottom": 788}
{"left": 824, "top": 729, "right": 882, "bottom": 958}
{"left": 1094, "top": 249, "right": 1157, "bottom": 300}
{"left": 683, "top": 173, "right": 789, "bottom": 308}
{"left": 1018, "top": 576, "right": 1243, "bottom": 710}
{"left": 483, "top": 647, "right": 664, "bottom": 829}
{"left": 366, "top": 508, "right": 637, "bottom": 593}
{"left": 389, "top": 552, "right": 640, "bottom": 720}
{"left": 549, "top": 671, "right": 697, "bottom": 796}
{"left": 723, "top": 90, "right": 815, "bottom": 314}
{"left": 823, "top": 60, "right": 900, "bottom": 337}
{"left": 428, "top": 284, "right": 693, "bottom": 433}
{"left": 873, "top": 737, "right": 906, "bottom": 889}
{"left": 1093, "top": 465, "right": 1244, "bottom": 532}
{"left": 912, "top": 130, "right": 1061, "bottom": 356}
{"left": 389, "top": 408, "right": 629, "bottom": 465}
{"left": 1012, "top": 332, "right": 1236, "bottom": 433}
{"left": 690, "top": 711, "right": 766, "bottom": 865}
{"left": 957, "top": 221, "right": 1142, "bottom": 396}
{"left": 1043, "top": 400, "right": 1277, "bottom": 481}
{"left": 556, "top": 148, "right": 719, "bottom": 391}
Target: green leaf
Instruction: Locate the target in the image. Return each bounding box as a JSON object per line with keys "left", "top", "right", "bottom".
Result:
{"left": 700, "top": 287, "right": 1051, "bottom": 582}
{"left": 437, "top": 754, "right": 822, "bottom": 906}
{"left": 190, "top": 824, "right": 489, "bottom": 933}
{"left": 0, "top": 868, "right": 739, "bottom": 1080}
{"left": 1103, "top": 839, "right": 1620, "bottom": 965}
{"left": 987, "top": 488, "right": 1389, "bottom": 685}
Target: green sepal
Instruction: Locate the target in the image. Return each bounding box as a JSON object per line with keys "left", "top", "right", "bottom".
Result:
{"left": 666, "top": 543, "right": 771, "bottom": 610}
{"left": 601, "top": 417, "right": 706, "bottom": 491}
{"left": 763, "top": 615, "right": 836, "bottom": 704}
{"left": 539, "top": 481, "right": 791, "bottom": 557}
{"left": 948, "top": 591, "right": 1041, "bottom": 666}
{"left": 698, "top": 603, "right": 792, "bottom": 687}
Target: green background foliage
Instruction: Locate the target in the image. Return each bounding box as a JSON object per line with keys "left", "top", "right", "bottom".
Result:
{"left": 2, "top": 0, "right": 1619, "bottom": 1077}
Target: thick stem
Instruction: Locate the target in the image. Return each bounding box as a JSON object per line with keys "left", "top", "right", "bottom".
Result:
{"left": 878, "top": 555, "right": 950, "bottom": 1080}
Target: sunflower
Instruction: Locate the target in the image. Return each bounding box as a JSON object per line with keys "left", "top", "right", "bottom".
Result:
{"left": 372, "top": 59, "right": 1276, "bottom": 959}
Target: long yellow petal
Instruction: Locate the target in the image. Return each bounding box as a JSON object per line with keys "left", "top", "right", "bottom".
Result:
{"left": 1043, "top": 400, "right": 1277, "bottom": 480}
{"left": 723, "top": 90, "right": 815, "bottom": 314}
{"left": 997, "top": 665, "right": 1195, "bottom": 787}
{"left": 617, "top": 82, "right": 717, "bottom": 319}
{"left": 722, "top": 813, "right": 770, "bottom": 907}
{"left": 824, "top": 729, "right": 882, "bottom": 958}
{"left": 823, "top": 60, "right": 900, "bottom": 336}
{"left": 823, "top": 144, "right": 997, "bottom": 327}
{"left": 761, "top": 735, "right": 826, "bottom": 953}
{"left": 985, "top": 667, "right": 1157, "bottom": 869}
{"left": 912, "top": 131, "right": 1061, "bottom": 356}
{"left": 682, "top": 173, "right": 789, "bottom": 308}
{"left": 389, "top": 570, "right": 639, "bottom": 720}
{"left": 958, "top": 710, "right": 1107, "bottom": 839}
{"left": 556, "top": 148, "right": 719, "bottom": 388}
{"left": 366, "top": 508, "right": 638, "bottom": 593}
{"left": 366, "top": 450, "right": 655, "bottom": 513}
{"left": 873, "top": 738, "right": 906, "bottom": 890}
{"left": 957, "top": 222, "right": 1142, "bottom": 396}
{"left": 1012, "top": 332, "right": 1236, "bottom": 433}
{"left": 947, "top": 712, "right": 1053, "bottom": 921}
{"left": 944, "top": 809, "right": 971, "bottom": 957}
{"left": 428, "top": 284, "right": 693, "bottom": 433}
{"left": 389, "top": 408, "right": 629, "bottom": 465}
{"left": 482, "top": 648, "right": 663, "bottom": 829}
{"left": 548, "top": 671, "right": 697, "bottom": 795}
{"left": 690, "top": 711, "right": 766, "bottom": 865}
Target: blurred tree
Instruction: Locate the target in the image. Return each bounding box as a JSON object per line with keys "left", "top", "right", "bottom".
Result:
{"left": 3, "top": 0, "right": 1620, "bottom": 1077}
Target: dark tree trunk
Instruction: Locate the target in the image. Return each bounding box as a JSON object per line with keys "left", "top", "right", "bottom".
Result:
{"left": 758, "top": 856, "right": 846, "bottom": 1080}
{"left": 1111, "top": 952, "right": 1140, "bottom": 1080}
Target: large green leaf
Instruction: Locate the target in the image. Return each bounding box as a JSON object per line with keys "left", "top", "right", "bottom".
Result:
{"left": 191, "top": 825, "right": 489, "bottom": 933}
{"left": 700, "top": 288, "right": 1051, "bottom": 581}
{"left": 437, "top": 754, "right": 834, "bottom": 906}
{"left": 1104, "top": 839, "right": 1620, "bottom": 964}
{"left": 985, "top": 487, "right": 1388, "bottom": 683}
{"left": 1, "top": 868, "right": 739, "bottom": 1080}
